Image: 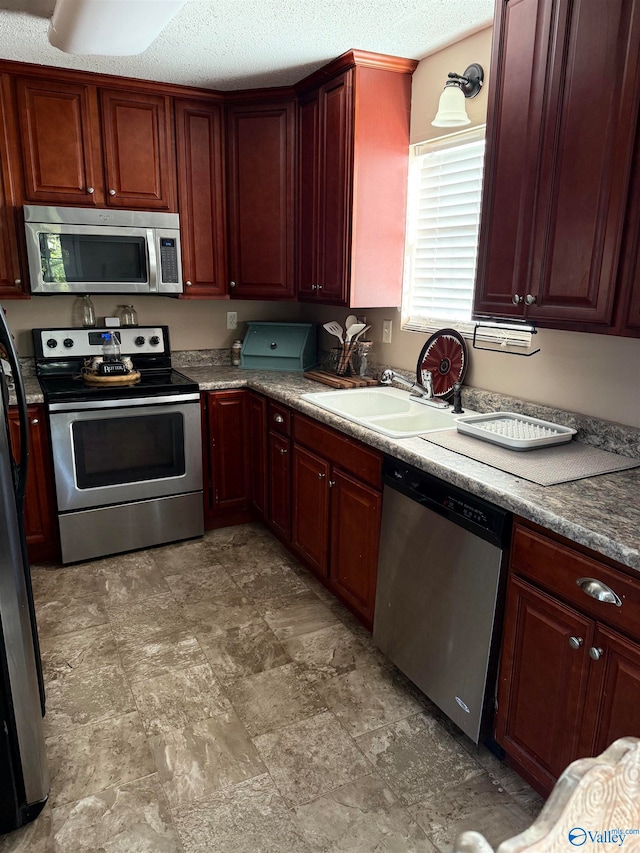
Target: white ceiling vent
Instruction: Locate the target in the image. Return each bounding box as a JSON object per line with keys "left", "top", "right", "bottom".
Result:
{"left": 48, "top": 0, "right": 187, "bottom": 56}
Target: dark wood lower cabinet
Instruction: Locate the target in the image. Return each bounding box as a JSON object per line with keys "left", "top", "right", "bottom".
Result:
{"left": 268, "top": 430, "right": 291, "bottom": 542}
{"left": 203, "top": 390, "right": 252, "bottom": 528}
{"left": 247, "top": 392, "right": 267, "bottom": 519}
{"left": 329, "top": 467, "right": 381, "bottom": 626}
{"left": 291, "top": 444, "right": 329, "bottom": 575}
{"left": 291, "top": 414, "right": 383, "bottom": 628}
{"left": 8, "top": 404, "right": 59, "bottom": 563}
{"left": 495, "top": 520, "right": 640, "bottom": 796}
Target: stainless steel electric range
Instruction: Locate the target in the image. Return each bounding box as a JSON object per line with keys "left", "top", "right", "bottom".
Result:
{"left": 33, "top": 326, "right": 203, "bottom": 564}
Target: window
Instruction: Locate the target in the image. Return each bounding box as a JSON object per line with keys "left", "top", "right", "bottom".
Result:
{"left": 402, "top": 127, "right": 485, "bottom": 334}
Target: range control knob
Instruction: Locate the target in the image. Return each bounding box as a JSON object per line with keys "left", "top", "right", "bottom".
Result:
{"left": 149, "top": 335, "right": 160, "bottom": 346}
{"left": 63, "top": 338, "right": 74, "bottom": 348}
{"left": 46, "top": 338, "right": 57, "bottom": 349}
{"left": 134, "top": 336, "right": 146, "bottom": 346}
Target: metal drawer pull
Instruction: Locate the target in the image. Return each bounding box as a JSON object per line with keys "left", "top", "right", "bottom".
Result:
{"left": 274, "top": 414, "right": 284, "bottom": 424}
{"left": 589, "top": 647, "right": 604, "bottom": 661}
{"left": 569, "top": 636, "right": 583, "bottom": 650}
{"left": 576, "top": 577, "right": 622, "bottom": 607}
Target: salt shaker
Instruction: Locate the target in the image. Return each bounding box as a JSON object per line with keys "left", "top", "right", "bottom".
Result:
{"left": 231, "top": 340, "right": 242, "bottom": 367}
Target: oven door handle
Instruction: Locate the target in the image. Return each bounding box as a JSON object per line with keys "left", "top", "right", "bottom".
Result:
{"left": 48, "top": 391, "right": 201, "bottom": 412}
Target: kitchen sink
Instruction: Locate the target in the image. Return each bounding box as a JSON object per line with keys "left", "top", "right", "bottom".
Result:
{"left": 301, "top": 386, "right": 473, "bottom": 437}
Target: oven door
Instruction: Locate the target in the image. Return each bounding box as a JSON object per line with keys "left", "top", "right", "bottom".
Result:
{"left": 48, "top": 395, "right": 202, "bottom": 512}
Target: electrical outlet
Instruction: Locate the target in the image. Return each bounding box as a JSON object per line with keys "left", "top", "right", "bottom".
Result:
{"left": 226, "top": 311, "right": 238, "bottom": 330}
{"left": 382, "top": 319, "right": 393, "bottom": 343}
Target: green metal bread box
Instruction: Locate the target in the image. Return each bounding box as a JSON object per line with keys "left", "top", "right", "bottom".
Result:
{"left": 240, "top": 322, "right": 317, "bottom": 371}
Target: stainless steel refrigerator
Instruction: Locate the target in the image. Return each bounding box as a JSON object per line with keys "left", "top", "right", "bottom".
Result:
{"left": 0, "top": 307, "right": 48, "bottom": 833}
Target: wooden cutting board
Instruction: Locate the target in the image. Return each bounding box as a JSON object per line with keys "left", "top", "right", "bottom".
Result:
{"left": 303, "top": 370, "right": 378, "bottom": 389}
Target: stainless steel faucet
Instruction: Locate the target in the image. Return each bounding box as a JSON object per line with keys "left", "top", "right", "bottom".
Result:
{"left": 380, "top": 369, "right": 449, "bottom": 408}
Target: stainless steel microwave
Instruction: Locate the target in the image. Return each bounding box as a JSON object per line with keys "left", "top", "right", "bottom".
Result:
{"left": 24, "top": 205, "right": 183, "bottom": 295}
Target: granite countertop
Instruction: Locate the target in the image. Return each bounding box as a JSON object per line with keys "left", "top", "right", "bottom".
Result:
{"left": 187, "top": 365, "right": 640, "bottom": 573}
{"left": 15, "top": 364, "right": 640, "bottom": 573}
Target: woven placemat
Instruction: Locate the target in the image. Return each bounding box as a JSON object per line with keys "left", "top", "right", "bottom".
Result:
{"left": 422, "top": 430, "right": 640, "bottom": 486}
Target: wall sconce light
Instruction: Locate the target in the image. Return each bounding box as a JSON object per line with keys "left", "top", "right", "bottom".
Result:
{"left": 432, "top": 63, "right": 484, "bottom": 127}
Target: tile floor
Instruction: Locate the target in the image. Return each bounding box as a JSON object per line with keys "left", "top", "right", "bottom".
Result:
{"left": 1, "top": 523, "right": 545, "bottom": 852}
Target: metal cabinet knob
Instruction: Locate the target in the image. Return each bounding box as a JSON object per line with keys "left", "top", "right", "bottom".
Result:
{"left": 14, "top": 278, "right": 21, "bottom": 285}
{"left": 318, "top": 472, "right": 325, "bottom": 480}
{"left": 185, "top": 280, "right": 192, "bottom": 287}
{"left": 328, "top": 480, "right": 336, "bottom": 488}
{"left": 229, "top": 281, "right": 236, "bottom": 288}
{"left": 317, "top": 284, "right": 323, "bottom": 290}
{"left": 525, "top": 293, "right": 537, "bottom": 305}
{"left": 31, "top": 418, "right": 39, "bottom": 425}
{"left": 86, "top": 187, "right": 94, "bottom": 194}
{"left": 109, "top": 189, "right": 116, "bottom": 196}
{"left": 569, "top": 636, "right": 583, "bottom": 650}
{"left": 576, "top": 578, "right": 622, "bottom": 607}
{"left": 279, "top": 447, "right": 288, "bottom": 455}
{"left": 311, "top": 284, "right": 317, "bottom": 291}
{"left": 589, "top": 647, "right": 604, "bottom": 661}
{"left": 512, "top": 294, "right": 523, "bottom": 305}
{"left": 274, "top": 414, "right": 284, "bottom": 424}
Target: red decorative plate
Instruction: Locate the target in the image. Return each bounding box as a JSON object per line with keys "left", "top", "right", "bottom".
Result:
{"left": 416, "top": 328, "right": 468, "bottom": 400}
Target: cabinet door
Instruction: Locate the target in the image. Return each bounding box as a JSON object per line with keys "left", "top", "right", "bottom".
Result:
{"left": 268, "top": 431, "right": 291, "bottom": 542}
{"left": 8, "top": 405, "right": 59, "bottom": 563}
{"left": 16, "top": 76, "right": 103, "bottom": 206}
{"left": 316, "top": 72, "right": 352, "bottom": 305}
{"left": 525, "top": 0, "right": 640, "bottom": 326}
{"left": 100, "top": 89, "right": 176, "bottom": 210}
{"left": 291, "top": 444, "right": 329, "bottom": 576}
{"left": 297, "top": 91, "right": 320, "bottom": 299}
{"left": 226, "top": 101, "right": 295, "bottom": 299}
{"left": 329, "top": 467, "right": 381, "bottom": 627}
{"left": 475, "top": 0, "right": 640, "bottom": 328}
{"left": 207, "top": 391, "right": 249, "bottom": 511}
{"left": 175, "top": 99, "right": 227, "bottom": 297}
{"left": 248, "top": 392, "right": 267, "bottom": 518}
{"left": 0, "top": 75, "right": 25, "bottom": 297}
{"left": 580, "top": 625, "right": 640, "bottom": 756}
{"left": 495, "top": 576, "right": 593, "bottom": 794}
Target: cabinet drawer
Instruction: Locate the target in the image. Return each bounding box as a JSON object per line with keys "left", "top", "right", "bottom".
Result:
{"left": 511, "top": 522, "right": 640, "bottom": 641}
{"left": 268, "top": 401, "right": 291, "bottom": 436}
{"left": 293, "top": 413, "right": 382, "bottom": 489}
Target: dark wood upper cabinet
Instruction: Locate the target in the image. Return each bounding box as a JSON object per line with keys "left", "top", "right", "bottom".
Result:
{"left": 175, "top": 98, "right": 227, "bottom": 297}
{"left": 297, "top": 54, "right": 416, "bottom": 308}
{"left": 100, "top": 89, "right": 176, "bottom": 210}
{"left": 225, "top": 100, "right": 295, "bottom": 300}
{"left": 0, "top": 75, "right": 25, "bottom": 297}
{"left": 16, "top": 76, "right": 176, "bottom": 211}
{"left": 475, "top": 0, "right": 640, "bottom": 331}
{"left": 16, "top": 76, "right": 103, "bottom": 206}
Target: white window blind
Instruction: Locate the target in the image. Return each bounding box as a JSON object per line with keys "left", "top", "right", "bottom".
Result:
{"left": 402, "top": 128, "right": 486, "bottom": 333}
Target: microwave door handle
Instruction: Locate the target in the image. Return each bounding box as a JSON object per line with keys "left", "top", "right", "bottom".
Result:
{"left": 147, "top": 229, "right": 159, "bottom": 293}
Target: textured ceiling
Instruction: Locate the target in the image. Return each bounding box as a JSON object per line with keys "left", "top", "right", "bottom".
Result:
{"left": 0, "top": 0, "right": 494, "bottom": 91}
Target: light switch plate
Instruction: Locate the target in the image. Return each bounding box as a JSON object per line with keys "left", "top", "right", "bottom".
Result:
{"left": 382, "top": 319, "right": 392, "bottom": 343}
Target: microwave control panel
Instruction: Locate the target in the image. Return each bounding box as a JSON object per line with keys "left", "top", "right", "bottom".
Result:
{"left": 159, "top": 237, "right": 179, "bottom": 284}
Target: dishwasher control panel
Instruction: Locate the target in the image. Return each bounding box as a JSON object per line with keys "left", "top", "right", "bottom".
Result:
{"left": 383, "top": 457, "right": 510, "bottom": 548}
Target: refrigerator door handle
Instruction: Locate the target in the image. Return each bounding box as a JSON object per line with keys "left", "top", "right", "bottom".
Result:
{"left": 0, "top": 308, "right": 28, "bottom": 503}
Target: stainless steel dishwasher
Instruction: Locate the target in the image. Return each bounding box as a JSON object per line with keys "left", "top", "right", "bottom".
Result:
{"left": 373, "top": 457, "right": 511, "bottom": 743}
